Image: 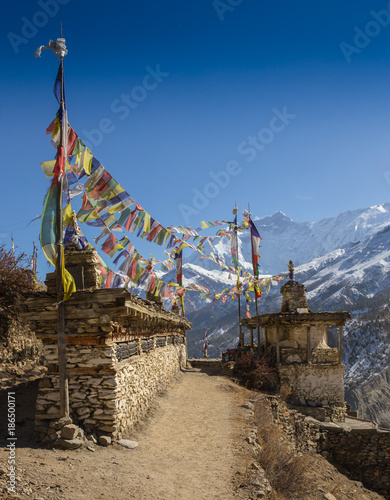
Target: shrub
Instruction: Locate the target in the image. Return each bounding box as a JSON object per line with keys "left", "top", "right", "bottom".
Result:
{"left": 254, "top": 401, "right": 311, "bottom": 498}
{"left": 0, "top": 244, "right": 35, "bottom": 342}
{"left": 0, "top": 244, "right": 34, "bottom": 307}
{"left": 233, "top": 352, "right": 279, "bottom": 392}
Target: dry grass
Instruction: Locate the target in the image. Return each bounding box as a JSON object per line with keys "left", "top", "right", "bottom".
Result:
{"left": 253, "top": 399, "right": 311, "bottom": 499}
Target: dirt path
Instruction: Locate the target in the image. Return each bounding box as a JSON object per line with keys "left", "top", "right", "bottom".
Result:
{"left": 0, "top": 368, "right": 254, "bottom": 500}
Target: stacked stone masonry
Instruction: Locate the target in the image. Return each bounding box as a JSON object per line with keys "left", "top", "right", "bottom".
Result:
{"left": 278, "top": 363, "right": 346, "bottom": 411}
{"left": 36, "top": 341, "right": 187, "bottom": 439}
{"left": 263, "top": 396, "right": 390, "bottom": 499}
{"left": 19, "top": 287, "right": 191, "bottom": 441}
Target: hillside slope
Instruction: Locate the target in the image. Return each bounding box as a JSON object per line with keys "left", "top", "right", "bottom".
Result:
{"left": 345, "top": 365, "right": 390, "bottom": 428}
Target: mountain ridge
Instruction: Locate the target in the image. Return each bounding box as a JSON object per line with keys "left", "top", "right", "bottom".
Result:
{"left": 165, "top": 203, "right": 390, "bottom": 427}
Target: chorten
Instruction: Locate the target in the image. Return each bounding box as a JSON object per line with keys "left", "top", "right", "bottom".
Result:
{"left": 241, "top": 261, "right": 351, "bottom": 421}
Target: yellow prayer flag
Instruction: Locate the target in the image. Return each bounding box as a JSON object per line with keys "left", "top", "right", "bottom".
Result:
{"left": 63, "top": 267, "right": 76, "bottom": 301}
{"left": 177, "top": 242, "right": 188, "bottom": 254}
{"left": 143, "top": 212, "right": 151, "bottom": 235}
{"left": 51, "top": 119, "right": 60, "bottom": 142}
{"left": 82, "top": 148, "right": 93, "bottom": 175}
{"left": 179, "top": 295, "right": 185, "bottom": 315}
{"left": 40, "top": 160, "right": 56, "bottom": 177}
{"left": 62, "top": 203, "right": 73, "bottom": 227}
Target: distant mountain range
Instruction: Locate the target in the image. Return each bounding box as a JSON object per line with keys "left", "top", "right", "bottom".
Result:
{"left": 160, "top": 203, "right": 390, "bottom": 426}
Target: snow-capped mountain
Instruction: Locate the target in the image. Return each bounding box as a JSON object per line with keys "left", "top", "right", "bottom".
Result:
{"left": 171, "top": 203, "right": 390, "bottom": 288}
{"left": 162, "top": 203, "right": 390, "bottom": 309}
{"left": 164, "top": 203, "right": 390, "bottom": 426}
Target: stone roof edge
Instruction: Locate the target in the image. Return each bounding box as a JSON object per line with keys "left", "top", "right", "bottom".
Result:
{"left": 241, "top": 311, "right": 351, "bottom": 328}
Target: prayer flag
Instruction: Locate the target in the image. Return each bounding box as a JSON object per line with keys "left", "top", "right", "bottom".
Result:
{"left": 53, "top": 63, "right": 64, "bottom": 106}
{"left": 231, "top": 212, "right": 239, "bottom": 271}
{"left": 174, "top": 249, "right": 183, "bottom": 285}
{"left": 249, "top": 216, "right": 262, "bottom": 278}
{"left": 40, "top": 179, "right": 76, "bottom": 301}
{"left": 203, "top": 331, "right": 208, "bottom": 358}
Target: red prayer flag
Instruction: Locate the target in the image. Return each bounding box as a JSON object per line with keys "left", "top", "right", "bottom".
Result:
{"left": 101, "top": 233, "right": 116, "bottom": 254}
{"left": 52, "top": 145, "right": 65, "bottom": 182}
{"left": 46, "top": 118, "right": 57, "bottom": 135}
{"left": 67, "top": 127, "right": 78, "bottom": 156}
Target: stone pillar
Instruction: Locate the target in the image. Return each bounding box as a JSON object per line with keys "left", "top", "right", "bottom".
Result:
{"left": 338, "top": 325, "right": 343, "bottom": 364}
{"left": 307, "top": 326, "right": 312, "bottom": 363}
{"left": 276, "top": 326, "right": 280, "bottom": 364}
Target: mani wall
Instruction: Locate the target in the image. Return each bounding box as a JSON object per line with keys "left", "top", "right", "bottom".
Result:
{"left": 19, "top": 246, "right": 191, "bottom": 441}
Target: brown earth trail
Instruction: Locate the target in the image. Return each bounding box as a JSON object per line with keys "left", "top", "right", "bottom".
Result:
{"left": 0, "top": 365, "right": 386, "bottom": 500}
{"left": 0, "top": 367, "right": 253, "bottom": 500}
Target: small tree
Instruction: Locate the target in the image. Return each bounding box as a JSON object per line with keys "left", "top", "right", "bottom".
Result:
{"left": 0, "top": 244, "right": 35, "bottom": 342}
{"left": 233, "top": 352, "right": 279, "bottom": 392}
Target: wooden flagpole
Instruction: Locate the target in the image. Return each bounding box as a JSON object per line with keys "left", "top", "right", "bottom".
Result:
{"left": 56, "top": 24, "right": 69, "bottom": 418}
{"left": 248, "top": 203, "right": 261, "bottom": 353}
{"left": 233, "top": 204, "right": 244, "bottom": 347}
{"left": 238, "top": 287, "right": 243, "bottom": 346}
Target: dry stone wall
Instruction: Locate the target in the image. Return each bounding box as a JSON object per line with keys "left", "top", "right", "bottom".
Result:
{"left": 36, "top": 339, "right": 187, "bottom": 440}
{"left": 262, "top": 396, "right": 390, "bottom": 499}
{"left": 115, "top": 343, "right": 187, "bottom": 434}
{"left": 319, "top": 424, "right": 390, "bottom": 498}
{"left": 262, "top": 396, "right": 322, "bottom": 453}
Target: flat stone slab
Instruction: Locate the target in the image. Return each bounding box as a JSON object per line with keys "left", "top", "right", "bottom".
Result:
{"left": 98, "top": 435, "right": 112, "bottom": 447}
{"left": 55, "top": 438, "right": 84, "bottom": 450}
{"left": 118, "top": 439, "right": 138, "bottom": 449}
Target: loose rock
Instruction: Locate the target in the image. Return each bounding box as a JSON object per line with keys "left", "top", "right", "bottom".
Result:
{"left": 118, "top": 439, "right": 138, "bottom": 449}
{"left": 98, "top": 435, "right": 112, "bottom": 447}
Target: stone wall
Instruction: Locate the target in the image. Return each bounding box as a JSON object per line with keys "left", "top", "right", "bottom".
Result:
{"left": 278, "top": 363, "right": 345, "bottom": 407}
{"left": 35, "top": 338, "right": 187, "bottom": 440}
{"left": 261, "top": 396, "right": 390, "bottom": 499}
{"left": 264, "top": 396, "right": 321, "bottom": 453}
{"left": 115, "top": 343, "right": 186, "bottom": 434}
{"left": 319, "top": 424, "right": 390, "bottom": 498}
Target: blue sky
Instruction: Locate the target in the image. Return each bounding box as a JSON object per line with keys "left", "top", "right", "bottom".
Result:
{"left": 2, "top": 0, "right": 390, "bottom": 279}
